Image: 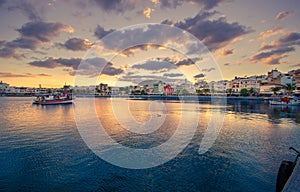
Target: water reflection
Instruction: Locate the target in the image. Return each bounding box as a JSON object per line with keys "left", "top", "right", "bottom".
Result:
{"left": 226, "top": 101, "right": 300, "bottom": 124}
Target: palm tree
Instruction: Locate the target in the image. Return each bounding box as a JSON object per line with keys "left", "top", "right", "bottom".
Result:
{"left": 284, "top": 83, "right": 294, "bottom": 95}
{"left": 271, "top": 87, "right": 281, "bottom": 96}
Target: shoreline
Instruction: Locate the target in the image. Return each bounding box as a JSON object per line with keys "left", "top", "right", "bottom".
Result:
{"left": 0, "top": 94, "right": 278, "bottom": 101}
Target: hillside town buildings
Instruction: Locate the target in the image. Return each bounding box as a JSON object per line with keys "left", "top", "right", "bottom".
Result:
{"left": 1, "top": 68, "right": 300, "bottom": 96}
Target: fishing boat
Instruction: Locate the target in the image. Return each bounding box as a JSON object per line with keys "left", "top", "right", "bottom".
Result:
{"left": 32, "top": 85, "right": 74, "bottom": 105}
{"left": 33, "top": 94, "right": 74, "bottom": 105}
{"left": 269, "top": 96, "right": 300, "bottom": 106}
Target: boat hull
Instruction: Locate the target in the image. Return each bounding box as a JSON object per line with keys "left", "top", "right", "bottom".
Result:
{"left": 269, "top": 100, "right": 300, "bottom": 106}
{"left": 40, "top": 99, "right": 74, "bottom": 105}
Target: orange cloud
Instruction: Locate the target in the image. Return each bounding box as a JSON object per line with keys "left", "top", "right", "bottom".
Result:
{"left": 143, "top": 7, "right": 154, "bottom": 19}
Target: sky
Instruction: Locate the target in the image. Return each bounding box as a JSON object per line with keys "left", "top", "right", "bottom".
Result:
{"left": 0, "top": 0, "right": 299, "bottom": 88}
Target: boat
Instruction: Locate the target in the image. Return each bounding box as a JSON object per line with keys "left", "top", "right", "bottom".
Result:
{"left": 276, "top": 147, "right": 300, "bottom": 192}
{"left": 269, "top": 96, "right": 300, "bottom": 106}
{"left": 32, "top": 85, "right": 74, "bottom": 105}
{"left": 33, "top": 94, "right": 74, "bottom": 105}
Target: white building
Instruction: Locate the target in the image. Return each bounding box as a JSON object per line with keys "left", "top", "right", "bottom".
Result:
{"left": 231, "top": 76, "right": 263, "bottom": 94}
{"left": 0, "top": 81, "right": 9, "bottom": 94}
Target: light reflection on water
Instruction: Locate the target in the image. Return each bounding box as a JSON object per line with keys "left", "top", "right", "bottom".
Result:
{"left": 0, "top": 97, "right": 300, "bottom": 191}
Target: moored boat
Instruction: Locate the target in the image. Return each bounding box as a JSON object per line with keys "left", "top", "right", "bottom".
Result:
{"left": 269, "top": 96, "right": 300, "bottom": 106}
{"left": 33, "top": 94, "right": 74, "bottom": 105}
{"left": 32, "top": 85, "right": 74, "bottom": 105}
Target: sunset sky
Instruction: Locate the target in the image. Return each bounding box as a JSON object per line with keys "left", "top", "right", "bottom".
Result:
{"left": 0, "top": 0, "right": 300, "bottom": 87}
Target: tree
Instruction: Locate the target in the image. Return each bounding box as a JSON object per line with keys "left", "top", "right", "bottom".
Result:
{"left": 203, "top": 89, "right": 210, "bottom": 95}
{"left": 196, "top": 89, "right": 203, "bottom": 95}
{"left": 271, "top": 87, "right": 281, "bottom": 96}
{"left": 284, "top": 83, "right": 294, "bottom": 95}
{"left": 141, "top": 89, "right": 146, "bottom": 95}
{"left": 249, "top": 88, "right": 255, "bottom": 96}
{"left": 240, "top": 88, "right": 248, "bottom": 96}
{"left": 226, "top": 88, "right": 232, "bottom": 96}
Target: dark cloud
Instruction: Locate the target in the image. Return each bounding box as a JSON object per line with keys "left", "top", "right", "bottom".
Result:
{"left": 29, "top": 57, "right": 123, "bottom": 77}
{"left": 0, "top": 0, "right": 6, "bottom": 7}
{"left": 261, "top": 32, "right": 300, "bottom": 50}
{"left": 6, "top": 37, "right": 42, "bottom": 50}
{"left": 0, "top": 72, "right": 51, "bottom": 78}
{"left": 6, "top": 0, "right": 41, "bottom": 21}
{"left": 194, "top": 73, "right": 205, "bottom": 78}
{"left": 166, "top": 11, "right": 252, "bottom": 50}
{"left": 174, "top": 58, "right": 195, "bottom": 66}
{"left": 92, "top": 0, "right": 135, "bottom": 13}
{"left": 17, "top": 21, "right": 74, "bottom": 42}
{"left": 159, "top": 0, "right": 225, "bottom": 10}
{"left": 38, "top": 73, "right": 51, "bottom": 77}
{"left": 29, "top": 57, "right": 81, "bottom": 69}
{"left": 250, "top": 47, "right": 295, "bottom": 65}
{"left": 161, "top": 57, "right": 199, "bottom": 66}
{"left": 0, "top": 47, "right": 23, "bottom": 59}
{"left": 0, "top": 40, "right": 5, "bottom": 47}
{"left": 163, "top": 73, "right": 184, "bottom": 77}
{"left": 275, "top": 11, "right": 293, "bottom": 21}
{"left": 132, "top": 59, "right": 176, "bottom": 71}
{"left": 94, "top": 25, "right": 115, "bottom": 39}
{"left": 76, "top": 57, "right": 123, "bottom": 77}
{"left": 63, "top": 38, "right": 92, "bottom": 51}
{"left": 202, "top": 67, "right": 215, "bottom": 72}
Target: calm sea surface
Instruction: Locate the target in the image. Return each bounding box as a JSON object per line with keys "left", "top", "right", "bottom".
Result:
{"left": 1, "top": 97, "right": 300, "bottom": 192}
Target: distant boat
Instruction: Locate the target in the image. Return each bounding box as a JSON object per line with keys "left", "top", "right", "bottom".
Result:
{"left": 269, "top": 96, "right": 300, "bottom": 106}
{"left": 33, "top": 94, "right": 74, "bottom": 105}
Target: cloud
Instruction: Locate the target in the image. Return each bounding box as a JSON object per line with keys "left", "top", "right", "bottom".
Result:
{"left": 173, "top": 58, "right": 195, "bottom": 66}
{"left": 0, "top": 47, "right": 23, "bottom": 59}
{"left": 221, "top": 48, "right": 234, "bottom": 56}
{"left": 275, "top": 11, "right": 293, "bottom": 21}
{"left": 29, "top": 57, "right": 81, "bottom": 69}
{"left": 132, "top": 59, "right": 177, "bottom": 71}
{"left": 250, "top": 47, "right": 295, "bottom": 65}
{"left": 161, "top": 57, "right": 200, "bottom": 66}
{"left": 0, "top": 0, "right": 6, "bottom": 7}
{"left": 6, "top": 0, "right": 41, "bottom": 21}
{"left": 94, "top": 25, "right": 115, "bottom": 39}
{"left": 6, "top": 37, "right": 43, "bottom": 50}
{"left": 163, "top": 73, "right": 184, "bottom": 77}
{"left": 91, "top": 0, "right": 225, "bottom": 14}
{"left": 92, "top": 0, "right": 136, "bottom": 13}
{"left": 171, "top": 11, "right": 252, "bottom": 50}
{"left": 202, "top": 67, "right": 215, "bottom": 72}
{"left": 29, "top": 57, "right": 123, "bottom": 77}
{"left": 17, "top": 21, "right": 74, "bottom": 42}
{"left": 291, "top": 63, "right": 300, "bottom": 68}
{"left": 157, "top": 0, "right": 225, "bottom": 10}
{"left": 260, "top": 32, "right": 300, "bottom": 50}
{"left": 0, "top": 72, "right": 51, "bottom": 78}
{"left": 143, "top": 7, "right": 154, "bottom": 19}
{"left": 258, "top": 27, "right": 284, "bottom": 40}
{"left": 63, "top": 38, "right": 92, "bottom": 51}
{"left": 194, "top": 73, "right": 205, "bottom": 78}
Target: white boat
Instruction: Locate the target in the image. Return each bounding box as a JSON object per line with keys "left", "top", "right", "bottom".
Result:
{"left": 269, "top": 96, "right": 300, "bottom": 106}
